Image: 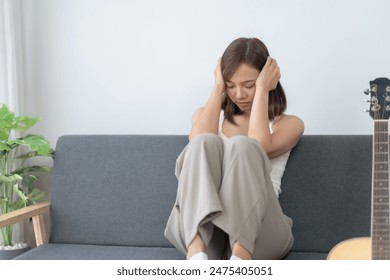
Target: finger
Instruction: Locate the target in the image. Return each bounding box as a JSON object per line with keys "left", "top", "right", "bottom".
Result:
{"left": 216, "top": 58, "right": 221, "bottom": 69}
{"left": 266, "top": 56, "right": 273, "bottom": 65}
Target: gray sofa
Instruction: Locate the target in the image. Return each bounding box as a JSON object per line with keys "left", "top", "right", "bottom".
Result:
{"left": 11, "top": 134, "right": 371, "bottom": 260}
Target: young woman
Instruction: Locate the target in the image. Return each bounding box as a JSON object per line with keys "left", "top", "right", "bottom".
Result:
{"left": 164, "top": 37, "right": 304, "bottom": 260}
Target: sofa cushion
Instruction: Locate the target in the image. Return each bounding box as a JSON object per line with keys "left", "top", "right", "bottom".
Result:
{"left": 50, "top": 135, "right": 188, "bottom": 248}
{"left": 14, "top": 243, "right": 185, "bottom": 260}
{"left": 280, "top": 135, "right": 372, "bottom": 254}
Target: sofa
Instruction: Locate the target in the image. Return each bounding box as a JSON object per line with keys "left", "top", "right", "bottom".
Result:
{"left": 1, "top": 134, "right": 372, "bottom": 260}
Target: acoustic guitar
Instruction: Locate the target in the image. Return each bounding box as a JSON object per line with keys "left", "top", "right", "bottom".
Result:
{"left": 327, "top": 77, "right": 390, "bottom": 260}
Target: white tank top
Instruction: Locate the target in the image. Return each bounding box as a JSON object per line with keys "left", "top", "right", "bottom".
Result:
{"left": 218, "top": 124, "right": 290, "bottom": 198}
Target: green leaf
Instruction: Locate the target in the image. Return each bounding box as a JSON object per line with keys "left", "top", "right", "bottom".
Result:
{"left": 13, "top": 184, "right": 28, "bottom": 203}
{"left": 20, "top": 135, "right": 51, "bottom": 155}
{"left": 7, "top": 135, "right": 52, "bottom": 155}
{"left": 7, "top": 139, "right": 24, "bottom": 146}
{"left": 16, "top": 151, "right": 39, "bottom": 159}
{"left": 12, "top": 188, "right": 47, "bottom": 209}
{"left": 0, "top": 141, "right": 11, "bottom": 152}
{"left": 0, "top": 104, "right": 15, "bottom": 140}
{"left": 26, "top": 188, "right": 46, "bottom": 204}
{"left": 0, "top": 104, "right": 41, "bottom": 139}
{"left": 21, "top": 174, "right": 38, "bottom": 189}
{"left": 12, "top": 197, "right": 25, "bottom": 211}
{"left": 12, "top": 166, "right": 52, "bottom": 175}
{"left": 12, "top": 115, "right": 40, "bottom": 131}
{"left": 16, "top": 148, "right": 54, "bottom": 159}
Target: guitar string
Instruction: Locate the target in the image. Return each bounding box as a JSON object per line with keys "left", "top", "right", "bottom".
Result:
{"left": 373, "top": 103, "right": 390, "bottom": 258}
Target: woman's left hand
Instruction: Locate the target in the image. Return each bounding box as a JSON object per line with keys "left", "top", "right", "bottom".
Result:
{"left": 255, "top": 56, "right": 281, "bottom": 93}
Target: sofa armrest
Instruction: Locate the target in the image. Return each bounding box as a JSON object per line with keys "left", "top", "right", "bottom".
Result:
{"left": 0, "top": 202, "right": 51, "bottom": 246}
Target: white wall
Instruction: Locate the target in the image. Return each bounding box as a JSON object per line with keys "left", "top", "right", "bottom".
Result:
{"left": 21, "top": 0, "right": 390, "bottom": 146}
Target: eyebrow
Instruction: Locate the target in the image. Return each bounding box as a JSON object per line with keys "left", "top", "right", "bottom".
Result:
{"left": 226, "top": 80, "right": 256, "bottom": 84}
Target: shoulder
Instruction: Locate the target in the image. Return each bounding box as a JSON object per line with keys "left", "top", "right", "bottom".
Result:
{"left": 271, "top": 114, "right": 304, "bottom": 150}
{"left": 265, "top": 114, "right": 304, "bottom": 158}
{"left": 272, "top": 114, "right": 304, "bottom": 134}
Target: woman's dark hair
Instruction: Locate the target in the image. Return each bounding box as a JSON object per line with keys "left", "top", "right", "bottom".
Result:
{"left": 221, "top": 37, "right": 287, "bottom": 124}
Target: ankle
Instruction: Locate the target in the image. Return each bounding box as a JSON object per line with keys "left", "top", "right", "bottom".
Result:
{"left": 187, "top": 234, "right": 206, "bottom": 259}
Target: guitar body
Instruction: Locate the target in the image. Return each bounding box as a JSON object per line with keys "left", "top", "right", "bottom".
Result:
{"left": 327, "top": 237, "right": 371, "bottom": 260}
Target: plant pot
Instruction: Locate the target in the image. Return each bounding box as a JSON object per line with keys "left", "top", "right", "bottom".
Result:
{"left": 0, "top": 243, "right": 30, "bottom": 260}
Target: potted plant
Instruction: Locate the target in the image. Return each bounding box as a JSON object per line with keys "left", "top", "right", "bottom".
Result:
{"left": 0, "top": 104, "right": 53, "bottom": 259}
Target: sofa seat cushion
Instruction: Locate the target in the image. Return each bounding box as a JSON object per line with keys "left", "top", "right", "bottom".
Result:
{"left": 15, "top": 244, "right": 326, "bottom": 260}
{"left": 14, "top": 244, "right": 185, "bottom": 260}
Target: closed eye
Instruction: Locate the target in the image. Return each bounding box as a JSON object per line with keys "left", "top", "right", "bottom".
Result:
{"left": 225, "top": 83, "right": 235, "bottom": 89}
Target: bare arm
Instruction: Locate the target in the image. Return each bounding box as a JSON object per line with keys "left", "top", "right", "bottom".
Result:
{"left": 189, "top": 59, "right": 225, "bottom": 140}
{"left": 248, "top": 57, "right": 304, "bottom": 158}
{"left": 266, "top": 115, "right": 304, "bottom": 158}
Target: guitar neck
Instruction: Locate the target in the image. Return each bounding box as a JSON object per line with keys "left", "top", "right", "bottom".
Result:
{"left": 372, "top": 120, "right": 390, "bottom": 259}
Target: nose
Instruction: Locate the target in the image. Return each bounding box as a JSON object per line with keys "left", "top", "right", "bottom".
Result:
{"left": 235, "top": 87, "right": 246, "bottom": 99}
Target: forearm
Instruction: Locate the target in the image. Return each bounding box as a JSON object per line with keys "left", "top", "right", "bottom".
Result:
{"left": 248, "top": 89, "right": 272, "bottom": 150}
{"left": 189, "top": 85, "right": 223, "bottom": 139}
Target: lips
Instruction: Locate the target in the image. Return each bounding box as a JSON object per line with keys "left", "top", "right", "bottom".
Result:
{"left": 237, "top": 102, "right": 251, "bottom": 107}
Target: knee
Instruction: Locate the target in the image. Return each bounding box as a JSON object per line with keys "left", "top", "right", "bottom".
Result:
{"left": 225, "top": 136, "right": 263, "bottom": 156}
{"left": 189, "top": 133, "right": 222, "bottom": 151}
{"left": 226, "top": 136, "right": 271, "bottom": 173}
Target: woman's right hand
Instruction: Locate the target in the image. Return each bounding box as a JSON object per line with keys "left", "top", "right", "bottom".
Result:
{"left": 213, "top": 58, "right": 225, "bottom": 94}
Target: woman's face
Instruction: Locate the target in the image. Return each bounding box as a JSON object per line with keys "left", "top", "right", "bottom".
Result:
{"left": 225, "top": 63, "right": 260, "bottom": 114}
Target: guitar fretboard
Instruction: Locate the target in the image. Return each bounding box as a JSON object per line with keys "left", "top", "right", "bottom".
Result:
{"left": 372, "top": 120, "right": 390, "bottom": 260}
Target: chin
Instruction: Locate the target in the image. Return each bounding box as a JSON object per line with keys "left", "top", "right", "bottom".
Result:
{"left": 236, "top": 104, "right": 252, "bottom": 113}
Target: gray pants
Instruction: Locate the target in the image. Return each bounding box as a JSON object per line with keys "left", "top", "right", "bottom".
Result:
{"left": 164, "top": 133, "right": 293, "bottom": 259}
